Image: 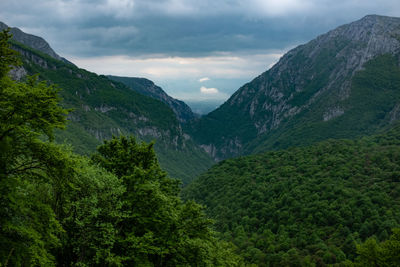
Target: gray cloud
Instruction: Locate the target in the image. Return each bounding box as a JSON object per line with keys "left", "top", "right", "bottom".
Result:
{"left": 2, "top": 0, "right": 400, "bottom": 104}
{"left": 2, "top": 0, "right": 400, "bottom": 58}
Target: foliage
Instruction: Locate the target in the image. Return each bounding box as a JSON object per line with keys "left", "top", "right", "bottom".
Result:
{"left": 351, "top": 228, "right": 400, "bottom": 266}
{"left": 54, "top": 154, "right": 125, "bottom": 266}
{"left": 0, "top": 29, "right": 19, "bottom": 78}
{"left": 183, "top": 124, "right": 400, "bottom": 266}
{"left": 0, "top": 29, "right": 68, "bottom": 266}
{"left": 92, "top": 135, "right": 244, "bottom": 266}
{"left": 1, "top": 30, "right": 241, "bottom": 266}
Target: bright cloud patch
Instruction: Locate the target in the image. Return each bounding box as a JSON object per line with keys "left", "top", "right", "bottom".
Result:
{"left": 200, "top": 86, "right": 219, "bottom": 94}
{"left": 198, "top": 77, "right": 210, "bottom": 82}
{"left": 105, "top": 0, "right": 135, "bottom": 18}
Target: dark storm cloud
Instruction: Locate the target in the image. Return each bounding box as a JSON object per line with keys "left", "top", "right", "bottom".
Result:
{"left": 2, "top": 0, "right": 400, "bottom": 58}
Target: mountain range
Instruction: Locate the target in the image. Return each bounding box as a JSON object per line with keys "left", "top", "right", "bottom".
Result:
{"left": 4, "top": 14, "right": 400, "bottom": 179}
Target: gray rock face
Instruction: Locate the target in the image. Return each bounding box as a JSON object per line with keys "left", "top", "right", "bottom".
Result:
{"left": 191, "top": 15, "right": 400, "bottom": 160}
{"left": 8, "top": 66, "right": 27, "bottom": 81}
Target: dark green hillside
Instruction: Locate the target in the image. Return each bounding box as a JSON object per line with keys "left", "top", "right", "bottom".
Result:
{"left": 183, "top": 124, "right": 400, "bottom": 266}
{"left": 11, "top": 40, "right": 213, "bottom": 183}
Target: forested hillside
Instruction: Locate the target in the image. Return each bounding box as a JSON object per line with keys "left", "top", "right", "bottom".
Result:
{"left": 6, "top": 32, "right": 213, "bottom": 183}
{"left": 0, "top": 29, "right": 242, "bottom": 266}
{"left": 183, "top": 124, "right": 400, "bottom": 266}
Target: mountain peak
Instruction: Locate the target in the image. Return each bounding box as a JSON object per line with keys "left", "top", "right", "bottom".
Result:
{"left": 0, "top": 21, "right": 66, "bottom": 62}
{"left": 190, "top": 15, "right": 400, "bottom": 160}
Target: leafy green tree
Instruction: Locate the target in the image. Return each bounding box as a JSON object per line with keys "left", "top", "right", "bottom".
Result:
{"left": 353, "top": 228, "right": 400, "bottom": 266}
{"left": 92, "top": 135, "right": 243, "bottom": 266}
{"left": 55, "top": 154, "right": 125, "bottom": 266}
{"left": 0, "top": 28, "right": 68, "bottom": 266}
{"left": 0, "top": 29, "right": 19, "bottom": 78}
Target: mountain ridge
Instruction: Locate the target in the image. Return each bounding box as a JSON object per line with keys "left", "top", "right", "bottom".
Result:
{"left": 188, "top": 14, "right": 400, "bottom": 160}
{"left": 0, "top": 21, "right": 73, "bottom": 65}
{"left": 108, "top": 75, "right": 198, "bottom": 122}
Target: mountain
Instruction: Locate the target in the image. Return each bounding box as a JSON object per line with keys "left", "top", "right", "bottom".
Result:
{"left": 183, "top": 123, "right": 400, "bottom": 266}
{"left": 188, "top": 15, "right": 400, "bottom": 160}
{"left": 0, "top": 21, "right": 72, "bottom": 65}
{"left": 108, "top": 75, "right": 197, "bottom": 122}
{"left": 5, "top": 25, "right": 213, "bottom": 183}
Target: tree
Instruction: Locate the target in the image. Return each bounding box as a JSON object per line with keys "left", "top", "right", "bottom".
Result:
{"left": 353, "top": 228, "right": 400, "bottom": 266}
{"left": 92, "top": 135, "right": 243, "bottom": 266}
{"left": 0, "top": 29, "right": 19, "bottom": 78}
{"left": 55, "top": 154, "right": 125, "bottom": 266}
{"left": 0, "top": 29, "right": 242, "bottom": 266}
{"left": 0, "top": 29, "right": 69, "bottom": 266}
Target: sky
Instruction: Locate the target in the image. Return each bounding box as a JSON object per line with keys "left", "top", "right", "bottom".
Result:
{"left": 2, "top": 0, "right": 400, "bottom": 112}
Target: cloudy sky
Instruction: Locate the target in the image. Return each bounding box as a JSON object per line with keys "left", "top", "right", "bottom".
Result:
{"left": 2, "top": 0, "right": 400, "bottom": 111}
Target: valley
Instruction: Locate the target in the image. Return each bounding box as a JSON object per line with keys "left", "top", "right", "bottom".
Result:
{"left": 2, "top": 13, "right": 400, "bottom": 266}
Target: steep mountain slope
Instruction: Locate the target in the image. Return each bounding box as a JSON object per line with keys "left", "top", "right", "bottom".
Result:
{"left": 108, "top": 75, "right": 197, "bottom": 122}
{"left": 8, "top": 32, "right": 213, "bottom": 183}
{"left": 183, "top": 123, "right": 400, "bottom": 266}
{"left": 189, "top": 15, "right": 400, "bottom": 160}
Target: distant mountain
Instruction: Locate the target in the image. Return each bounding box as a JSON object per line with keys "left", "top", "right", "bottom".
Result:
{"left": 5, "top": 25, "right": 213, "bottom": 183}
{"left": 183, "top": 123, "right": 400, "bottom": 265}
{"left": 188, "top": 15, "right": 400, "bottom": 160}
{"left": 108, "top": 75, "right": 197, "bottom": 122}
{"left": 185, "top": 99, "right": 223, "bottom": 115}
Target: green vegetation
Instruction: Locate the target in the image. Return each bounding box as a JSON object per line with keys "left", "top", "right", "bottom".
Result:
{"left": 352, "top": 228, "right": 400, "bottom": 266}
{"left": 183, "top": 125, "right": 400, "bottom": 266}
{"left": 0, "top": 30, "right": 241, "bottom": 266}
{"left": 11, "top": 39, "right": 214, "bottom": 183}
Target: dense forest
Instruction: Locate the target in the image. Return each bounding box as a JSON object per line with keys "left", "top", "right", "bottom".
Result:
{"left": 183, "top": 124, "right": 400, "bottom": 266}
{"left": 0, "top": 29, "right": 243, "bottom": 266}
